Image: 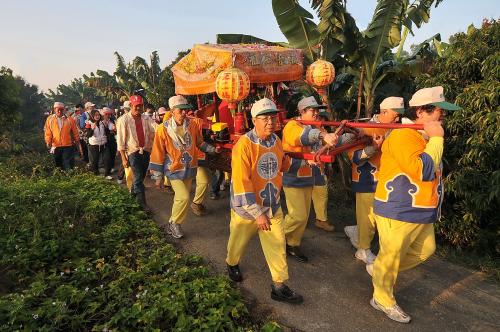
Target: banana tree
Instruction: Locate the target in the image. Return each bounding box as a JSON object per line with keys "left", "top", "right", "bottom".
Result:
{"left": 85, "top": 51, "right": 169, "bottom": 107}
{"left": 273, "top": 0, "right": 444, "bottom": 117}
{"left": 46, "top": 78, "right": 103, "bottom": 106}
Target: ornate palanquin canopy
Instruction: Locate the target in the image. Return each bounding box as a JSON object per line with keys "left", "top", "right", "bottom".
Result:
{"left": 171, "top": 44, "right": 303, "bottom": 95}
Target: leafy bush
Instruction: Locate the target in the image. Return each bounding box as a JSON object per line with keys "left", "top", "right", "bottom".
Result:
{"left": 416, "top": 19, "right": 500, "bottom": 255}
{"left": 0, "top": 157, "right": 250, "bottom": 331}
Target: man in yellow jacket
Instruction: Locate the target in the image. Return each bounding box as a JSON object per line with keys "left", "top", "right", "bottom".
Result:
{"left": 149, "top": 95, "right": 218, "bottom": 239}
{"left": 343, "top": 97, "right": 405, "bottom": 265}
{"left": 44, "top": 101, "right": 82, "bottom": 170}
{"left": 226, "top": 98, "right": 303, "bottom": 304}
{"left": 368, "top": 86, "right": 460, "bottom": 323}
{"left": 282, "top": 96, "right": 338, "bottom": 262}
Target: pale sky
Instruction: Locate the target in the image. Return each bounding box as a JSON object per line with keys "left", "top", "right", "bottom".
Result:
{"left": 1, "top": 0, "right": 498, "bottom": 92}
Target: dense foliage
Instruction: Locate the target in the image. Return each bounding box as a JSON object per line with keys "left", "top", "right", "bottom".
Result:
{"left": 0, "top": 156, "right": 251, "bottom": 331}
{"left": 416, "top": 19, "right": 500, "bottom": 255}
{"left": 0, "top": 67, "right": 46, "bottom": 132}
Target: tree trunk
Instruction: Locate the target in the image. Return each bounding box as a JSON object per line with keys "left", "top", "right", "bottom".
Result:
{"left": 364, "top": 88, "right": 374, "bottom": 118}
{"left": 355, "top": 67, "right": 365, "bottom": 121}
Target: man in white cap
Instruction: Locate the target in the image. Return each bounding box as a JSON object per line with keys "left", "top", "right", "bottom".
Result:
{"left": 343, "top": 96, "right": 405, "bottom": 266}
{"left": 44, "top": 102, "right": 82, "bottom": 170}
{"left": 149, "top": 95, "right": 218, "bottom": 238}
{"left": 368, "top": 86, "right": 460, "bottom": 323}
{"left": 226, "top": 97, "right": 303, "bottom": 304}
{"left": 281, "top": 96, "right": 339, "bottom": 263}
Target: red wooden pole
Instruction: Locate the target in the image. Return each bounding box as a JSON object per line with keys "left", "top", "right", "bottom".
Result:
{"left": 285, "top": 119, "right": 424, "bottom": 130}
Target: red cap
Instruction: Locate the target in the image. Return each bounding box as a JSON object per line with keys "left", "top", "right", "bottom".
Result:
{"left": 129, "top": 95, "right": 144, "bottom": 106}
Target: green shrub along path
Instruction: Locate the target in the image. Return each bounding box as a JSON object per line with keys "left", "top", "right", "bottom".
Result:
{"left": 0, "top": 157, "right": 256, "bottom": 331}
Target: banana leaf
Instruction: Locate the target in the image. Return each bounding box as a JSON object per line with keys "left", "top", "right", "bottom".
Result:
{"left": 363, "top": 0, "right": 407, "bottom": 65}
{"left": 404, "top": 0, "right": 440, "bottom": 33}
{"left": 410, "top": 33, "right": 444, "bottom": 57}
{"left": 272, "top": 0, "right": 320, "bottom": 60}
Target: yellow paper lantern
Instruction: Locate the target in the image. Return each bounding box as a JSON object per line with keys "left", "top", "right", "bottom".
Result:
{"left": 215, "top": 68, "right": 250, "bottom": 103}
{"left": 306, "top": 60, "right": 335, "bottom": 88}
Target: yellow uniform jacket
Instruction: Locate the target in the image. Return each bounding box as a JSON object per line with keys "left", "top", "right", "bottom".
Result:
{"left": 374, "top": 128, "right": 443, "bottom": 223}
{"left": 346, "top": 116, "right": 389, "bottom": 193}
{"left": 231, "top": 129, "right": 290, "bottom": 220}
{"left": 282, "top": 119, "right": 325, "bottom": 187}
{"left": 149, "top": 117, "right": 214, "bottom": 180}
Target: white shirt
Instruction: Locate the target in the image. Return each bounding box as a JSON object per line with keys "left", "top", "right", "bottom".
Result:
{"left": 88, "top": 122, "right": 108, "bottom": 146}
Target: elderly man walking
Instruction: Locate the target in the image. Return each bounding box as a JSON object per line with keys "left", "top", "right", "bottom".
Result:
{"left": 44, "top": 102, "right": 82, "bottom": 170}
{"left": 368, "top": 87, "right": 460, "bottom": 323}
{"left": 226, "top": 98, "right": 303, "bottom": 304}
{"left": 116, "top": 95, "right": 155, "bottom": 211}
{"left": 149, "top": 95, "right": 218, "bottom": 239}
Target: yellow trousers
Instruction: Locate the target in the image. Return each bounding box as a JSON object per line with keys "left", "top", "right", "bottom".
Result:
{"left": 193, "top": 166, "right": 211, "bottom": 204}
{"left": 284, "top": 186, "right": 313, "bottom": 247}
{"left": 372, "top": 214, "right": 436, "bottom": 308}
{"left": 164, "top": 176, "right": 171, "bottom": 187}
{"left": 170, "top": 178, "right": 193, "bottom": 224}
{"left": 226, "top": 208, "right": 289, "bottom": 283}
{"left": 356, "top": 192, "right": 376, "bottom": 250}
{"left": 312, "top": 183, "right": 328, "bottom": 222}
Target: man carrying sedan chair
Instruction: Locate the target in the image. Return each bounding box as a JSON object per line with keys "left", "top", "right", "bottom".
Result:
{"left": 282, "top": 96, "right": 339, "bottom": 263}
{"left": 368, "top": 86, "right": 460, "bottom": 323}
{"left": 343, "top": 97, "right": 405, "bottom": 266}
{"left": 149, "top": 95, "right": 219, "bottom": 239}
{"left": 226, "top": 98, "right": 303, "bottom": 304}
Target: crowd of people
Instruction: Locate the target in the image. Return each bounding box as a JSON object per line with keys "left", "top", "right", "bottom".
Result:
{"left": 43, "top": 85, "right": 460, "bottom": 324}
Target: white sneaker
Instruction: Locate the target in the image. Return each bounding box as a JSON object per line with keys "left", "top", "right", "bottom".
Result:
{"left": 366, "top": 263, "right": 374, "bottom": 276}
{"left": 169, "top": 222, "right": 184, "bottom": 239}
{"left": 105, "top": 176, "right": 113, "bottom": 180}
{"left": 370, "top": 298, "right": 412, "bottom": 324}
{"left": 344, "top": 225, "right": 359, "bottom": 249}
{"left": 117, "top": 179, "right": 123, "bottom": 184}
{"left": 355, "top": 248, "right": 377, "bottom": 264}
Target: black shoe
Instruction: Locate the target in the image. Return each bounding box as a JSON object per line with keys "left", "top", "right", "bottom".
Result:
{"left": 286, "top": 245, "right": 308, "bottom": 263}
{"left": 271, "top": 284, "right": 303, "bottom": 304}
{"left": 227, "top": 264, "right": 243, "bottom": 282}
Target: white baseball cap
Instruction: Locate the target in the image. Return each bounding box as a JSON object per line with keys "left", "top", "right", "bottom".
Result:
{"left": 409, "top": 86, "right": 461, "bottom": 110}
{"left": 297, "top": 96, "right": 326, "bottom": 112}
{"left": 84, "top": 101, "right": 95, "bottom": 109}
{"left": 53, "top": 101, "right": 65, "bottom": 109}
{"left": 168, "top": 95, "right": 193, "bottom": 110}
{"left": 251, "top": 98, "right": 278, "bottom": 117}
{"left": 158, "top": 107, "right": 167, "bottom": 115}
{"left": 380, "top": 97, "right": 405, "bottom": 114}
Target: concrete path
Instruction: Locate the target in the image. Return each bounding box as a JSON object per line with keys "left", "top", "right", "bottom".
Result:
{"left": 144, "top": 179, "right": 500, "bottom": 332}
